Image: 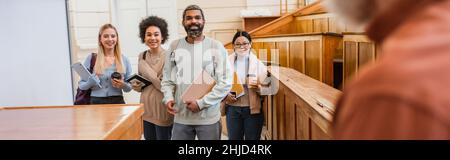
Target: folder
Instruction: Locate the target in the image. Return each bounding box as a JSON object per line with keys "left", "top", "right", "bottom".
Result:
{"left": 71, "top": 62, "right": 101, "bottom": 88}
{"left": 126, "top": 74, "right": 152, "bottom": 90}
{"left": 230, "top": 71, "right": 245, "bottom": 98}
{"left": 181, "top": 70, "right": 216, "bottom": 102}
{"left": 71, "top": 62, "right": 91, "bottom": 81}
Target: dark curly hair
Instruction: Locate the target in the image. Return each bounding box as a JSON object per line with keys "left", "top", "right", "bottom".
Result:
{"left": 139, "top": 16, "right": 169, "bottom": 44}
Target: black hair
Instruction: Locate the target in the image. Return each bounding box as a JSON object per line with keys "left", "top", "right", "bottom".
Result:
{"left": 232, "top": 30, "right": 252, "bottom": 44}
{"left": 182, "top": 5, "right": 205, "bottom": 21}
{"left": 139, "top": 16, "right": 169, "bottom": 44}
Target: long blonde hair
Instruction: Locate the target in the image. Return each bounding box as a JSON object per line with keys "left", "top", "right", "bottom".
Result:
{"left": 94, "top": 24, "right": 125, "bottom": 75}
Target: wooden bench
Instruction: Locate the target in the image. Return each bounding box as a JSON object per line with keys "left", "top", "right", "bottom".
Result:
{"left": 263, "top": 66, "right": 341, "bottom": 140}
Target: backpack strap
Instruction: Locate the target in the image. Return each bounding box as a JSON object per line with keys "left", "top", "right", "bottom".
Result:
{"left": 142, "top": 51, "right": 147, "bottom": 60}
{"left": 89, "top": 53, "right": 97, "bottom": 74}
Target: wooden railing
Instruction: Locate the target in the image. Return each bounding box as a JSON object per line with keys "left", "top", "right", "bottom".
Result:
{"left": 225, "top": 0, "right": 326, "bottom": 50}
{"left": 262, "top": 66, "right": 341, "bottom": 140}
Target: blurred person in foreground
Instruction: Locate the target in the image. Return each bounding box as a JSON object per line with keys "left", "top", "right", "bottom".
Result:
{"left": 326, "top": 0, "right": 450, "bottom": 139}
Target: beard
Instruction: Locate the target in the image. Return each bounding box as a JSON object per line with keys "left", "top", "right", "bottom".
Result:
{"left": 325, "top": 0, "right": 378, "bottom": 28}
{"left": 184, "top": 23, "right": 204, "bottom": 38}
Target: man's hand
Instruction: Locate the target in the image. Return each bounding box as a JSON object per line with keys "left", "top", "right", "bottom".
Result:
{"left": 185, "top": 100, "right": 200, "bottom": 113}
{"left": 225, "top": 93, "right": 237, "bottom": 104}
{"left": 166, "top": 100, "right": 177, "bottom": 115}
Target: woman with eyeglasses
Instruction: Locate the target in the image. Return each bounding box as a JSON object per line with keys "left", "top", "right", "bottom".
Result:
{"left": 223, "top": 31, "right": 272, "bottom": 140}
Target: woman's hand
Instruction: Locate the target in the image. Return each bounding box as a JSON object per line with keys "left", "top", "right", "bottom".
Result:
{"left": 166, "top": 100, "right": 177, "bottom": 115}
{"left": 131, "top": 81, "right": 142, "bottom": 91}
{"left": 112, "top": 78, "right": 125, "bottom": 89}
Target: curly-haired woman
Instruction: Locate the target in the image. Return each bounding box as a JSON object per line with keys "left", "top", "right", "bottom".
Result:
{"left": 132, "top": 16, "right": 173, "bottom": 140}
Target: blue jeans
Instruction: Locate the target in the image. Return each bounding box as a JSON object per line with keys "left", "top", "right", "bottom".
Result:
{"left": 226, "top": 105, "right": 264, "bottom": 140}
{"left": 171, "top": 121, "right": 222, "bottom": 140}
{"left": 143, "top": 120, "right": 172, "bottom": 140}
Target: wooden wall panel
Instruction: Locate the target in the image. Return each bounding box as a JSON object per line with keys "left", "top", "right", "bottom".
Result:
{"left": 323, "top": 36, "right": 342, "bottom": 86}
{"left": 342, "top": 34, "right": 378, "bottom": 87}
{"left": 264, "top": 96, "right": 272, "bottom": 139}
{"left": 298, "top": 19, "right": 313, "bottom": 33}
{"left": 344, "top": 23, "right": 365, "bottom": 33}
{"left": 295, "top": 13, "right": 344, "bottom": 34}
{"left": 344, "top": 41, "right": 357, "bottom": 83}
{"left": 276, "top": 42, "right": 289, "bottom": 67}
{"left": 305, "top": 40, "right": 321, "bottom": 81}
{"left": 328, "top": 17, "right": 340, "bottom": 33}
{"left": 358, "top": 42, "right": 375, "bottom": 68}
{"left": 243, "top": 16, "right": 280, "bottom": 32}
{"left": 276, "top": 85, "right": 286, "bottom": 140}
{"left": 263, "top": 96, "right": 268, "bottom": 128}
{"left": 311, "top": 121, "right": 331, "bottom": 140}
{"left": 313, "top": 18, "right": 328, "bottom": 33}
{"left": 253, "top": 33, "right": 342, "bottom": 88}
{"left": 262, "top": 42, "right": 276, "bottom": 63}
{"left": 252, "top": 42, "right": 263, "bottom": 58}
{"left": 296, "top": 102, "right": 309, "bottom": 140}
{"left": 285, "top": 92, "right": 297, "bottom": 140}
{"left": 289, "top": 41, "right": 305, "bottom": 73}
{"left": 271, "top": 87, "right": 279, "bottom": 140}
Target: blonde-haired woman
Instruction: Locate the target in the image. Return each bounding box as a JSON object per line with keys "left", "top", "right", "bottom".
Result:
{"left": 78, "top": 24, "right": 132, "bottom": 104}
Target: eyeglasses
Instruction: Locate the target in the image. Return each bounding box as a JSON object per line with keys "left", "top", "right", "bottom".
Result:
{"left": 234, "top": 42, "right": 250, "bottom": 48}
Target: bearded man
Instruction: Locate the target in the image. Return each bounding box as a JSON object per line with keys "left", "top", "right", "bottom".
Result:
{"left": 161, "top": 5, "right": 232, "bottom": 140}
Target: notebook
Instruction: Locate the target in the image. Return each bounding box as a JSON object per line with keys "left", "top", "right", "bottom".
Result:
{"left": 126, "top": 74, "right": 152, "bottom": 90}
{"left": 71, "top": 62, "right": 91, "bottom": 81}
{"left": 181, "top": 70, "right": 216, "bottom": 102}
